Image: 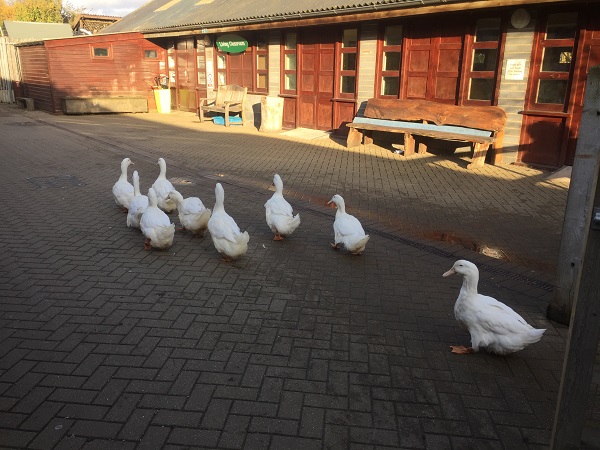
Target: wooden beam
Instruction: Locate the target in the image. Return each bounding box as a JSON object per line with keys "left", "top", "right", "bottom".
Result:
{"left": 550, "top": 66, "right": 600, "bottom": 449}
{"left": 548, "top": 66, "right": 600, "bottom": 325}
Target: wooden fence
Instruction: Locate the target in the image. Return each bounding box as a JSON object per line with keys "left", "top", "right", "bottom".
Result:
{"left": 0, "top": 37, "right": 20, "bottom": 103}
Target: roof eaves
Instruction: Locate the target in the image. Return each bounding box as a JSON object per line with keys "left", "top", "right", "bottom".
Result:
{"left": 137, "top": 0, "right": 429, "bottom": 34}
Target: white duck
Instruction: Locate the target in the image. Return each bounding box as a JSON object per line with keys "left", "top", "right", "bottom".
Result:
{"left": 140, "top": 188, "right": 175, "bottom": 250}
{"left": 327, "top": 194, "right": 370, "bottom": 255}
{"left": 126, "top": 171, "right": 149, "bottom": 229}
{"left": 166, "top": 190, "right": 212, "bottom": 237}
{"left": 151, "top": 157, "right": 178, "bottom": 213}
{"left": 443, "top": 259, "right": 545, "bottom": 355}
{"left": 112, "top": 158, "right": 134, "bottom": 211}
{"left": 207, "top": 183, "right": 249, "bottom": 261}
{"left": 264, "top": 174, "right": 301, "bottom": 241}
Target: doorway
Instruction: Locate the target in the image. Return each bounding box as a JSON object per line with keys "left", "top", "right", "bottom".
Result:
{"left": 402, "top": 20, "right": 465, "bottom": 104}
{"left": 518, "top": 7, "right": 598, "bottom": 168}
{"left": 298, "top": 30, "right": 335, "bottom": 131}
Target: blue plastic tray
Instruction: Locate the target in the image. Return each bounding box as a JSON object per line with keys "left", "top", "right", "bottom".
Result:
{"left": 213, "top": 116, "right": 243, "bottom": 126}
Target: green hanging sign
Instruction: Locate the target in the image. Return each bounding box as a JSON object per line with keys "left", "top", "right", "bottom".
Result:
{"left": 216, "top": 34, "right": 248, "bottom": 53}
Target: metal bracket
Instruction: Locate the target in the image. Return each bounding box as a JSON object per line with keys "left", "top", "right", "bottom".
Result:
{"left": 592, "top": 206, "right": 600, "bottom": 230}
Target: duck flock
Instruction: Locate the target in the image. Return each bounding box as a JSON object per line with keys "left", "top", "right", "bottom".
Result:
{"left": 112, "top": 157, "right": 545, "bottom": 356}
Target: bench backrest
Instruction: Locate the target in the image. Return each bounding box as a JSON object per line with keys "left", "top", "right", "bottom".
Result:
{"left": 363, "top": 98, "right": 507, "bottom": 132}
{"left": 215, "top": 84, "right": 247, "bottom": 106}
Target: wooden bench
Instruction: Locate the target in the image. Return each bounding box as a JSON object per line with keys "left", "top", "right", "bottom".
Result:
{"left": 347, "top": 99, "right": 507, "bottom": 169}
{"left": 198, "top": 84, "right": 247, "bottom": 127}
{"left": 15, "top": 97, "right": 34, "bottom": 111}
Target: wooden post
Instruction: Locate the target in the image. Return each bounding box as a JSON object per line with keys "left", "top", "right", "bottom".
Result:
{"left": 548, "top": 66, "right": 600, "bottom": 325}
{"left": 467, "top": 142, "right": 489, "bottom": 169}
{"left": 550, "top": 66, "right": 600, "bottom": 449}
{"left": 551, "top": 171, "right": 600, "bottom": 449}
{"left": 346, "top": 127, "right": 363, "bottom": 148}
{"left": 404, "top": 133, "right": 415, "bottom": 156}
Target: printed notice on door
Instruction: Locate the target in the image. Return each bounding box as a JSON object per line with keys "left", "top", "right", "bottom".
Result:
{"left": 505, "top": 59, "right": 526, "bottom": 81}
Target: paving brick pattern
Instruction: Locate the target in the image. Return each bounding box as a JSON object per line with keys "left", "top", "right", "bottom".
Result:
{"left": 0, "top": 105, "right": 578, "bottom": 448}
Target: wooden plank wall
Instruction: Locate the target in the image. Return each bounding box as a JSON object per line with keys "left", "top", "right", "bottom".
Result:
{"left": 267, "top": 29, "right": 281, "bottom": 97}
{"left": 0, "top": 37, "right": 19, "bottom": 103}
{"left": 497, "top": 18, "right": 536, "bottom": 164}
{"left": 356, "top": 21, "right": 378, "bottom": 114}
{"left": 18, "top": 44, "right": 53, "bottom": 112}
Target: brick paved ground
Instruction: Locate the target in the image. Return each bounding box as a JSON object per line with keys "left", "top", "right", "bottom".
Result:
{"left": 0, "top": 104, "right": 587, "bottom": 449}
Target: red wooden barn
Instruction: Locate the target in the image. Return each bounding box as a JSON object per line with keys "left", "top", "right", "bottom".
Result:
{"left": 16, "top": 32, "right": 165, "bottom": 114}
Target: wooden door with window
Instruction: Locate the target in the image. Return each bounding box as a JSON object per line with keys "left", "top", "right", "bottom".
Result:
{"left": 176, "top": 38, "right": 197, "bottom": 112}
{"left": 519, "top": 11, "right": 580, "bottom": 167}
{"left": 299, "top": 30, "right": 335, "bottom": 130}
{"left": 402, "top": 20, "right": 464, "bottom": 103}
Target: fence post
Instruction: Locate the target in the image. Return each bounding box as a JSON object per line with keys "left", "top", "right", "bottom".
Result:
{"left": 548, "top": 65, "right": 600, "bottom": 325}
{"left": 550, "top": 65, "right": 600, "bottom": 449}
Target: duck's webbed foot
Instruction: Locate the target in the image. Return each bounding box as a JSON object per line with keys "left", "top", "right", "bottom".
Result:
{"left": 450, "top": 345, "right": 474, "bottom": 354}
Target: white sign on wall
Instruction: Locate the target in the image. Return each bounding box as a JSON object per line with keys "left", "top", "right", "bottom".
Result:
{"left": 505, "top": 59, "right": 526, "bottom": 81}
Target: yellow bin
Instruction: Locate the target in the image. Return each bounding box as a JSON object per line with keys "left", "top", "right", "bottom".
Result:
{"left": 154, "top": 88, "right": 171, "bottom": 114}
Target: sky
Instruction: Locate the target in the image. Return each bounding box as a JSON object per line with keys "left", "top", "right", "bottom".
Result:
{"left": 67, "top": 0, "right": 148, "bottom": 17}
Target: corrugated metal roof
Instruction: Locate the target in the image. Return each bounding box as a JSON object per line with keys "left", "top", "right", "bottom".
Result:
{"left": 2, "top": 21, "right": 73, "bottom": 42}
{"left": 102, "top": 0, "right": 457, "bottom": 34}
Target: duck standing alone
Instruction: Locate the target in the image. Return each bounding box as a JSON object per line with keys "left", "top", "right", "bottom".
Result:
{"left": 207, "top": 183, "right": 249, "bottom": 261}
{"left": 264, "top": 174, "right": 300, "bottom": 240}
{"left": 152, "top": 157, "right": 178, "bottom": 213}
{"left": 443, "top": 259, "right": 545, "bottom": 355}
{"left": 140, "top": 188, "right": 175, "bottom": 250}
{"left": 327, "top": 194, "right": 370, "bottom": 255}
{"left": 112, "top": 158, "right": 134, "bottom": 211}
{"left": 166, "top": 190, "right": 212, "bottom": 237}
{"left": 126, "top": 170, "right": 149, "bottom": 229}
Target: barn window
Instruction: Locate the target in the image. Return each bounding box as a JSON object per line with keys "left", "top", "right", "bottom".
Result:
{"left": 281, "top": 32, "right": 297, "bottom": 93}
{"left": 93, "top": 47, "right": 110, "bottom": 58}
{"left": 338, "top": 28, "right": 358, "bottom": 98}
{"left": 255, "top": 33, "right": 268, "bottom": 92}
{"left": 462, "top": 17, "right": 503, "bottom": 105}
{"left": 144, "top": 50, "right": 158, "bottom": 58}
{"left": 377, "top": 24, "right": 403, "bottom": 98}
{"left": 528, "top": 11, "right": 577, "bottom": 109}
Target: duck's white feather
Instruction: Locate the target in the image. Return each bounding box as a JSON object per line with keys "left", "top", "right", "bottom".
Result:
{"left": 265, "top": 174, "right": 300, "bottom": 237}
{"left": 127, "top": 170, "right": 148, "bottom": 229}
{"left": 167, "top": 190, "right": 211, "bottom": 236}
{"left": 328, "top": 194, "right": 369, "bottom": 254}
{"left": 140, "top": 188, "right": 175, "bottom": 250}
{"left": 444, "top": 260, "right": 545, "bottom": 355}
{"left": 152, "top": 158, "right": 178, "bottom": 212}
{"left": 112, "top": 158, "right": 134, "bottom": 210}
{"left": 208, "top": 183, "right": 249, "bottom": 260}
